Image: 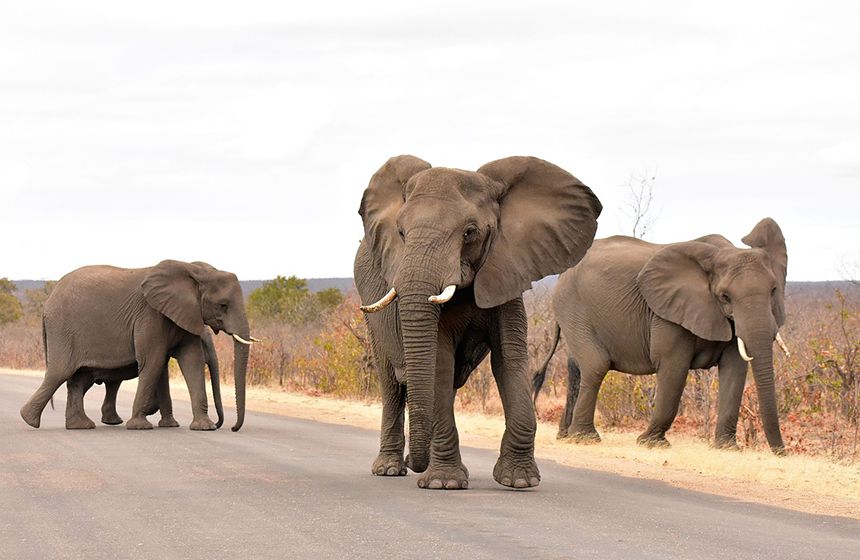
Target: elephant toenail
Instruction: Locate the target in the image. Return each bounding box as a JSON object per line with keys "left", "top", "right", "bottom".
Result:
{"left": 428, "top": 479, "right": 444, "bottom": 489}
{"left": 386, "top": 467, "right": 398, "bottom": 476}
{"left": 514, "top": 478, "right": 528, "bottom": 488}
{"left": 417, "top": 479, "right": 426, "bottom": 488}
{"left": 529, "top": 477, "right": 540, "bottom": 487}
{"left": 445, "top": 480, "right": 460, "bottom": 489}
{"left": 501, "top": 477, "right": 512, "bottom": 486}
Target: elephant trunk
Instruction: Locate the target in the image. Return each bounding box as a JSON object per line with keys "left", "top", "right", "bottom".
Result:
{"left": 398, "top": 282, "right": 442, "bottom": 473}
{"left": 735, "top": 302, "right": 784, "bottom": 455}
{"left": 203, "top": 336, "right": 224, "bottom": 429}
{"left": 231, "top": 336, "right": 249, "bottom": 432}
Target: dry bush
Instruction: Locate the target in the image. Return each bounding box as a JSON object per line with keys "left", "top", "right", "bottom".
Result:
{"left": 0, "top": 322, "right": 43, "bottom": 369}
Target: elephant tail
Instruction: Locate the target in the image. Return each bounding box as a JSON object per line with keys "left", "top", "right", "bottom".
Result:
{"left": 43, "top": 316, "right": 54, "bottom": 411}
{"left": 532, "top": 322, "right": 561, "bottom": 406}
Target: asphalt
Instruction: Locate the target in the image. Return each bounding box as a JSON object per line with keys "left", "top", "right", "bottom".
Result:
{"left": 1, "top": 373, "right": 858, "bottom": 559}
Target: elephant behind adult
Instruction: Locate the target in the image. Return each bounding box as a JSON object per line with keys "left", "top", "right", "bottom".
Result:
{"left": 532, "top": 219, "right": 790, "bottom": 454}
{"left": 21, "top": 260, "right": 255, "bottom": 431}
{"left": 355, "top": 155, "right": 601, "bottom": 489}
{"left": 65, "top": 328, "right": 224, "bottom": 429}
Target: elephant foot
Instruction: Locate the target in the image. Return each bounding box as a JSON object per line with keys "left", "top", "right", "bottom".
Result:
{"left": 158, "top": 416, "right": 180, "bottom": 428}
{"left": 189, "top": 416, "right": 217, "bottom": 431}
{"left": 493, "top": 454, "right": 540, "bottom": 489}
{"left": 372, "top": 453, "right": 407, "bottom": 476}
{"left": 417, "top": 462, "right": 469, "bottom": 490}
{"left": 20, "top": 404, "right": 41, "bottom": 429}
{"left": 65, "top": 415, "right": 96, "bottom": 429}
{"left": 637, "top": 432, "right": 670, "bottom": 448}
{"left": 566, "top": 429, "right": 602, "bottom": 444}
{"left": 101, "top": 412, "right": 124, "bottom": 425}
{"left": 125, "top": 416, "right": 154, "bottom": 430}
{"left": 713, "top": 435, "right": 740, "bottom": 451}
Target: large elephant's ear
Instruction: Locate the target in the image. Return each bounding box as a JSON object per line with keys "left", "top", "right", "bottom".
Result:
{"left": 742, "top": 217, "right": 787, "bottom": 327}
{"left": 358, "top": 155, "right": 432, "bottom": 285}
{"left": 637, "top": 241, "right": 732, "bottom": 341}
{"left": 141, "top": 260, "right": 206, "bottom": 337}
{"left": 473, "top": 156, "right": 602, "bottom": 308}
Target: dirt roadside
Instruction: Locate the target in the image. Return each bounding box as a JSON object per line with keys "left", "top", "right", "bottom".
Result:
{"left": 4, "top": 367, "right": 858, "bottom": 520}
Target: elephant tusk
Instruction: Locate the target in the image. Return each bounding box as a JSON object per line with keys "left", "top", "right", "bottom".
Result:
{"left": 429, "top": 285, "right": 456, "bottom": 304}
{"left": 249, "top": 336, "right": 264, "bottom": 343}
{"left": 737, "top": 337, "right": 754, "bottom": 362}
{"left": 232, "top": 333, "right": 254, "bottom": 345}
{"left": 360, "top": 288, "right": 397, "bottom": 313}
{"left": 775, "top": 333, "right": 790, "bottom": 357}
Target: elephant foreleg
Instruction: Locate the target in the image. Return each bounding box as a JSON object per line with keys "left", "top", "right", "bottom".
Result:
{"left": 714, "top": 346, "right": 748, "bottom": 449}
{"left": 156, "top": 365, "right": 180, "bottom": 428}
{"left": 65, "top": 370, "right": 96, "bottom": 429}
{"left": 637, "top": 359, "right": 692, "bottom": 447}
{"left": 416, "top": 331, "right": 468, "bottom": 490}
{"left": 489, "top": 299, "right": 540, "bottom": 489}
{"left": 175, "top": 342, "right": 216, "bottom": 431}
{"left": 100, "top": 380, "right": 124, "bottom": 425}
{"left": 371, "top": 334, "right": 407, "bottom": 476}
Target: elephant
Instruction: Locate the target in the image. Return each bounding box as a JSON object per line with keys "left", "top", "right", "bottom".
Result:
{"left": 355, "top": 155, "right": 602, "bottom": 489}
{"left": 21, "top": 260, "right": 257, "bottom": 431}
{"left": 64, "top": 328, "right": 223, "bottom": 429}
{"left": 532, "top": 218, "right": 790, "bottom": 454}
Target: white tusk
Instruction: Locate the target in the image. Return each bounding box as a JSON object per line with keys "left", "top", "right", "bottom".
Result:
{"left": 429, "top": 285, "right": 456, "bottom": 304}
{"left": 360, "top": 288, "right": 397, "bottom": 313}
{"left": 775, "top": 333, "right": 790, "bottom": 357}
{"left": 250, "top": 336, "right": 264, "bottom": 343}
{"left": 737, "top": 337, "right": 754, "bottom": 362}
{"left": 232, "top": 333, "right": 253, "bottom": 345}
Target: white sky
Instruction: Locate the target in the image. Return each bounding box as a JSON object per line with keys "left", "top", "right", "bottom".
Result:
{"left": 1, "top": 1, "right": 858, "bottom": 281}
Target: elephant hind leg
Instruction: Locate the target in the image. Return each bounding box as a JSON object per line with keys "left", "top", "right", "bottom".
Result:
{"left": 558, "top": 357, "right": 582, "bottom": 438}
{"left": 100, "top": 380, "right": 124, "bottom": 425}
{"left": 65, "top": 370, "right": 96, "bottom": 429}
{"left": 566, "top": 353, "right": 610, "bottom": 443}
{"left": 21, "top": 364, "right": 75, "bottom": 429}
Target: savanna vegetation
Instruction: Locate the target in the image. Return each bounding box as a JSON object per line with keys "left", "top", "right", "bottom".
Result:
{"left": 1, "top": 275, "right": 857, "bottom": 463}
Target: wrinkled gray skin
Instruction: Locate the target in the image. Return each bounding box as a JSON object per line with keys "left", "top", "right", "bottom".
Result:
{"left": 21, "top": 260, "right": 252, "bottom": 432}
{"left": 533, "top": 218, "right": 788, "bottom": 454}
{"left": 65, "top": 329, "right": 223, "bottom": 429}
{"left": 355, "top": 155, "right": 602, "bottom": 489}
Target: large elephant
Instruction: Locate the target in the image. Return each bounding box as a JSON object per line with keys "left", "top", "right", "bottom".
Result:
{"left": 21, "top": 260, "right": 256, "bottom": 431}
{"left": 355, "top": 155, "right": 602, "bottom": 489}
{"left": 532, "top": 218, "right": 790, "bottom": 454}
{"left": 64, "top": 328, "right": 223, "bottom": 429}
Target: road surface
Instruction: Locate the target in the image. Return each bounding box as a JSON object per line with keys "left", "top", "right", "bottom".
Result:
{"left": 1, "top": 373, "right": 857, "bottom": 559}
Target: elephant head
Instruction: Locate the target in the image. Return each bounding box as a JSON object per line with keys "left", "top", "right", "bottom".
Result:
{"left": 142, "top": 260, "right": 256, "bottom": 431}
{"left": 637, "top": 218, "right": 788, "bottom": 453}
{"left": 358, "top": 155, "right": 602, "bottom": 471}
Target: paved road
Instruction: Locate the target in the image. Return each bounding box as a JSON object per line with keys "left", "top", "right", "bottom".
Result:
{"left": 1, "top": 373, "right": 858, "bottom": 559}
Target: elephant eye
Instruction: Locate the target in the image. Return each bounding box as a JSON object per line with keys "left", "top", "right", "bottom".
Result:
{"left": 398, "top": 227, "right": 405, "bottom": 241}
{"left": 719, "top": 293, "right": 730, "bottom": 304}
{"left": 220, "top": 303, "right": 229, "bottom": 311}
{"left": 463, "top": 225, "right": 478, "bottom": 243}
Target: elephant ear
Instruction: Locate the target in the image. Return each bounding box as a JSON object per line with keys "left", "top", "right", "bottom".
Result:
{"left": 473, "top": 156, "right": 602, "bottom": 309}
{"left": 637, "top": 241, "right": 733, "bottom": 341}
{"left": 141, "top": 260, "right": 206, "bottom": 337}
{"left": 742, "top": 217, "right": 787, "bottom": 327}
{"left": 358, "top": 155, "right": 432, "bottom": 286}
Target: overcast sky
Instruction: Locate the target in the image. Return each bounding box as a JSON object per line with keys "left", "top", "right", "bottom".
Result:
{"left": 1, "top": 1, "right": 858, "bottom": 281}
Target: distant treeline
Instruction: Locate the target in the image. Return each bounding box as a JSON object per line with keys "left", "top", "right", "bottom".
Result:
{"left": 11, "top": 277, "right": 356, "bottom": 300}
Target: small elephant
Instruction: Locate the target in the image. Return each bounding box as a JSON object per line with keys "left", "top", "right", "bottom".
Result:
{"left": 355, "top": 155, "right": 602, "bottom": 489}
{"left": 21, "top": 260, "right": 257, "bottom": 432}
{"left": 65, "top": 329, "right": 223, "bottom": 429}
{"left": 533, "top": 218, "right": 789, "bottom": 454}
